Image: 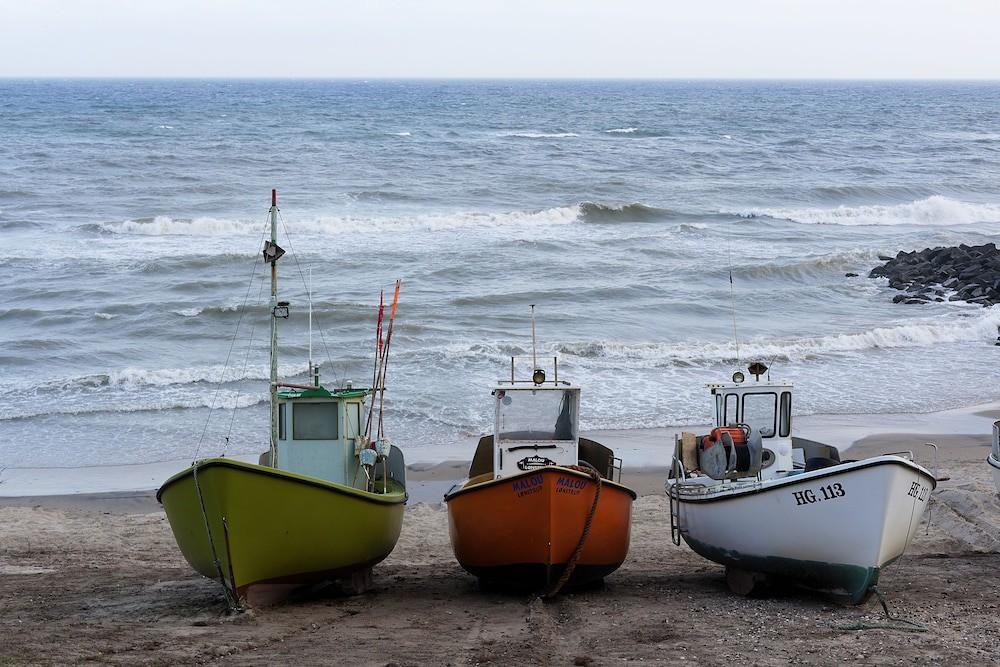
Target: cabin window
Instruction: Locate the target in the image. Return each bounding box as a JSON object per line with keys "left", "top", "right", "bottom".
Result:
{"left": 779, "top": 392, "right": 792, "bottom": 437}
{"left": 497, "top": 388, "right": 577, "bottom": 441}
{"left": 715, "top": 394, "right": 722, "bottom": 426}
{"left": 278, "top": 403, "right": 286, "bottom": 440}
{"left": 742, "top": 393, "right": 777, "bottom": 438}
{"left": 724, "top": 394, "right": 738, "bottom": 426}
{"left": 293, "top": 402, "right": 339, "bottom": 440}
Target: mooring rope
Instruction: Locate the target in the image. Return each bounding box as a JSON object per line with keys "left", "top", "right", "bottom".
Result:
{"left": 833, "top": 587, "right": 927, "bottom": 633}
{"left": 543, "top": 461, "right": 602, "bottom": 599}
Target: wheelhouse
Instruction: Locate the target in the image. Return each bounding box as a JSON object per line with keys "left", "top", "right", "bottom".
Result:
{"left": 708, "top": 379, "right": 794, "bottom": 478}
{"left": 275, "top": 384, "right": 371, "bottom": 486}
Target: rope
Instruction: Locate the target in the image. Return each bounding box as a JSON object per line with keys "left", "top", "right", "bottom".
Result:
{"left": 832, "top": 587, "right": 927, "bottom": 633}
{"left": 192, "top": 211, "right": 270, "bottom": 462}
{"left": 192, "top": 462, "right": 242, "bottom": 611}
{"left": 222, "top": 267, "right": 269, "bottom": 457}
{"left": 543, "top": 461, "right": 602, "bottom": 599}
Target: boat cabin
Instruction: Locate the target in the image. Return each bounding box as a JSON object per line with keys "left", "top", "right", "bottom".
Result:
{"left": 272, "top": 383, "right": 404, "bottom": 489}
{"left": 708, "top": 377, "right": 794, "bottom": 479}
{"left": 465, "top": 357, "right": 621, "bottom": 483}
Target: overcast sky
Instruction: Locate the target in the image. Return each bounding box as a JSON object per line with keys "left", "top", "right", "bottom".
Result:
{"left": 3, "top": 0, "right": 999, "bottom": 79}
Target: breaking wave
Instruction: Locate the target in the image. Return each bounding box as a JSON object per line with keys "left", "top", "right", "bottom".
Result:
{"left": 447, "top": 309, "right": 1000, "bottom": 369}
{"left": 605, "top": 127, "right": 638, "bottom": 134}
{"left": 93, "top": 207, "right": 583, "bottom": 237}
{"left": 1, "top": 391, "right": 265, "bottom": 422}
{"left": 737, "top": 196, "right": 1000, "bottom": 226}
{"left": 500, "top": 131, "right": 579, "bottom": 139}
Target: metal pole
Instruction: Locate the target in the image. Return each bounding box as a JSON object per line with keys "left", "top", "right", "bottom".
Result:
{"left": 269, "top": 189, "right": 279, "bottom": 466}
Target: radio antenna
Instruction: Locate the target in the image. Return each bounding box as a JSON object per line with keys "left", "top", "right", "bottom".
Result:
{"left": 530, "top": 304, "right": 538, "bottom": 371}
{"left": 727, "top": 242, "right": 741, "bottom": 368}
{"left": 308, "top": 266, "right": 313, "bottom": 377}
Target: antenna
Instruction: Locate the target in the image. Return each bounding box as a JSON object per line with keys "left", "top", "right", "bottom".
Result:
{"left": 727, "top": 246, "right": 741, "bottom": 369}
{"left": 308, "top": 266, "right": 313, "bottom": 376}
{"left": 530, "top": 304, "right": 538, "bottom": 371}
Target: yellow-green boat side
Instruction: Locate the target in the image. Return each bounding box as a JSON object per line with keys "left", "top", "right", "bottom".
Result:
{"left": 157, "top": 458, "right": 405, "bottom": 599}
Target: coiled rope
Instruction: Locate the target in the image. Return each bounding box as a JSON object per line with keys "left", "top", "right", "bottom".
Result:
{"left": 543, "top": 461, "right": 602, "bottom": 599}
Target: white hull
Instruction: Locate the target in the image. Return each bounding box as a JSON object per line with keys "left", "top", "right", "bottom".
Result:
{"left": 669, "top": 456, "right": 935, "bottom": 603}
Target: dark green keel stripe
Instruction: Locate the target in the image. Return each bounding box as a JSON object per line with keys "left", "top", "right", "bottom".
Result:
{"left": 684, "top": 535, "right": 880, "bottom": 604}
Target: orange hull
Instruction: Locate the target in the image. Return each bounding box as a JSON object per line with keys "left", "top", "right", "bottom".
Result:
{"left": 444, "top": 467, "right": 635, "bottom": 589}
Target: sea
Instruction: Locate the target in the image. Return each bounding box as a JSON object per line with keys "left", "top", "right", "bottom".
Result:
{"left": 2, "top": 79, "right": 1000, "bottom": 471}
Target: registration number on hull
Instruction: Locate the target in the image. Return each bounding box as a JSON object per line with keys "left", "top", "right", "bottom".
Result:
{"left": 906, "top": 481, "right": 930, "bottom": 502}
{"left": 792, "top": 482, "right": 845, "bottom": 506}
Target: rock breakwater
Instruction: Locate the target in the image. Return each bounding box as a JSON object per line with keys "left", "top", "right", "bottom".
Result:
{"left": 868, "top": 243, "right": 1000, "bottom": 306}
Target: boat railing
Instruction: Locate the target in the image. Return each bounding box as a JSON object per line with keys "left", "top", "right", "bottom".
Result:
{"left": 610, "top": 455, "right": 623, "bottom": 483}
{"left": 667, "top": 453, "right": 686, "bottom": 545}
{"left": 881, "top": 450, "right": 915, "bottom": 463}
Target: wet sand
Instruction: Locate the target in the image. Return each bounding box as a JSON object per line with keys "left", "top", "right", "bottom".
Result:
{"left": 2, "top": 431, "right": 999, "bottom": 665}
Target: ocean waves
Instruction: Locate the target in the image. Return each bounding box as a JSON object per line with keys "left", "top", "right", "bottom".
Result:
{"left": 92, "top": 207, "right": 584, "bottom": 237}
{"left": 738, "top": 196, "right": 1000, "bottom": 227}
{"left": 86, "top": 202, "right": 710, "bottom": 238}
{"left": 76, "top": 196, "right": 1000, "bottom": 243}
{"left": 446, "top": 308, "right": 1000, "bottom": 369}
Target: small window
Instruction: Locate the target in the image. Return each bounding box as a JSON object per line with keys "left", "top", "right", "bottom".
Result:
{"left": 724, "top": 394, "right": 738, "bottom": 426}
{"left": 779, "top": 392, "right": 792, "bottom": 437}
{"left": 715, "top": 394, "right": 723, "bottom": 426}
{"left": 742, "top": 393, "right": 777, "bottom": 438}
{"left": 293, "top": 402, "right": 339, "bottom": 440}
{"left": 278, "top": 403, "right": 286, "bottom": 440}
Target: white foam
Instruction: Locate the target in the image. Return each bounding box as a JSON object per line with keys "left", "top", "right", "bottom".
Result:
{"left": 389, "top": 131, "right": 412, "bottom": 136}
{"left": 740, "top": 196, "right": 1000, "bottom": 226}
{"left": 173, "top": 307, "right": 202, "bottom": 317}
{"left": 94, "top": 312, "right": 116, "bottom": 320}
{"left": 104, "top": 363, "right": 304, "bottom": 388}
{"left": 102, "top": 216, "right": 260, "bottom": 236}
{"left": 605, "top": 127, "right": 638, "bottom": 134}
{"left": 100, "top": 206, "right": 582, "bottom": 237}
{"left": 500, "top": 131, "right": 579, "bottom": 139}
{"left": 453, "top": 309, "right": 1000, "bottom": 368}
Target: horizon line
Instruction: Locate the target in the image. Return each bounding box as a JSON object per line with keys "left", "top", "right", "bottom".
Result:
{"left": 1, "top": 75, "right": 1000, "bottom": 83}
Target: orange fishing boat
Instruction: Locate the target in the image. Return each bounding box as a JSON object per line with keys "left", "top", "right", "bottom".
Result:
{"left": 445, "top": 315, "right": 635, "bottom": 594}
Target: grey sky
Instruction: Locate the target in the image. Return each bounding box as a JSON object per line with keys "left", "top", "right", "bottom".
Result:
{"left": 3, "top": 0, "right": 999, "bottom": 79}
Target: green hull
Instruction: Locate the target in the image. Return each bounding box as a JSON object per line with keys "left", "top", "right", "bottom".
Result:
{"left": 684, "top": 535, "right": 879, "bottom": 604}
{"left": 157, "top": 458, "right": 405, "bottom": 603}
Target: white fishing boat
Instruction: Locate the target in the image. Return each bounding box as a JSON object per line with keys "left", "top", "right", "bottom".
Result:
{"left": 989, "top": 420, "right": 1000, "bottom": 493}
{"left": 667, "top": 362, "right": 937, "bottom": 604}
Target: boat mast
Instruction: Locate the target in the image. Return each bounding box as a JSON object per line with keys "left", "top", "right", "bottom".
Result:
{"left": 269, "top": 189, "right": 279, "bottom": 465}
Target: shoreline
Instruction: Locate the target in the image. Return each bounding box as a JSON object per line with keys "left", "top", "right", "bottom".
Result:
{"left": 2, "top": 398, "right": 998, "bottom": 500}
{"left": 2, "top": 424, "right": 998, "bottom": 663}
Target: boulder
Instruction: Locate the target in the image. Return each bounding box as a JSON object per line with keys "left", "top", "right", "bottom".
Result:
{"left": 869, "top": 243, "right": 1000, "bottom": 308}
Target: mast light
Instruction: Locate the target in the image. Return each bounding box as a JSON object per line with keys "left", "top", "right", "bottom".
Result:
{"left": 273, "top": 301, "right": 290, "bottom": 319}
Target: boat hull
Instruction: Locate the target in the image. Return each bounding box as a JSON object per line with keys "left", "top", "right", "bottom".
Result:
{"left": 670, "top": 456, "right": 935, "bottom": 604}
{"left": 445, "top": 466, "right": 635, "bottom": 590}
{"left": 158, "top": 458, "right": 405, "bottom": 604}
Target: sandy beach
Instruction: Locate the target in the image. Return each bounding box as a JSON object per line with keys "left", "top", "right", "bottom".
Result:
{"left": 3, "top": 423, "right": 999, "bottom": 666}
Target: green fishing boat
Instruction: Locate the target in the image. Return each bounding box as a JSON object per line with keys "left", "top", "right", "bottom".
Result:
{"left": 158, "top": 190, "right": 406, "bottom": 607}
